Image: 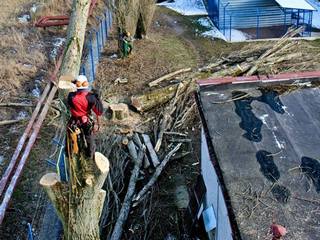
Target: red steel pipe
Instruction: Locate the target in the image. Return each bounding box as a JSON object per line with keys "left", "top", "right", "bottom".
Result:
{"left": 0, "top": 53, "right": 63, "bottom": 223}
{"left": 0, "top": 83, "right": 51, "bottom": 196}
{"left": 0, "top": 85, "right": 58, "bottom": 224}
{"left": 0, "top": 53, "right": 63, "bottom": 197}
{"left": 35, "top": 0, "right": 98, "bottom": 28}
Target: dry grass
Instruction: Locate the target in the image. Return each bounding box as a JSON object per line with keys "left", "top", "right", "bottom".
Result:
{"left": 0, "top": 28, "right": 46, "bottom": 94}
{"left": 0, "top": 0, "right": 108, "bottom": 97}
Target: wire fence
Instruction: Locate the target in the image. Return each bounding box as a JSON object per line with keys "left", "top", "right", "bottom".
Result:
{"left": 209, "top": 1, "right": 314, "bottom": 41}
{"left": 27, "top": 8, "right": 113, "bottom": 240}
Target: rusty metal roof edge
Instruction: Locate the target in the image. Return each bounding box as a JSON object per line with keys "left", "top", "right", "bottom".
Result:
{"left": 197, "top": 71, "right": 320, "bottom": 87}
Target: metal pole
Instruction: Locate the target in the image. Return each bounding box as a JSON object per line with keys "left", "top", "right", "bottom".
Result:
{"left": 0, "top": 49, "right": 62, "bottom": 196}
{"left": 95, "top": 29, "right": 101, "bottom": 58}
{"left": 81, "top": 65, "right": 86, "bottom": 76}
{"left": 89, "top": 33, "right": 95, "bottom": 80}
{"left": 27, "top": 223, "right": 33, "bottom": 240}
{"left": 0, "top": 83, "right": 51, "bottom": 195}
{"left": 256, "top": 9, "right": 260, "bottom": 39}
{"left": 104, "top": 12, "right": 108, "bottom": 38}
{"left": 100, "top": 19, "right": 105, "bottom": 45}
{"left": 283, "top": 8, "right": 287, "bottom": 34}
{"left": 229, "top": 15, "right": 232, "bottom": 41}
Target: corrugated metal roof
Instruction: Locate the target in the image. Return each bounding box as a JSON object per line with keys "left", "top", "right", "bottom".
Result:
{"left": 275, "top": 0, "right": 315, "bottom": 10}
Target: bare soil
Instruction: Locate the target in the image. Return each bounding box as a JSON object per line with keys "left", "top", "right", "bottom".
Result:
{"left": 94, "top": 6, "right": 245, "bottom": 240}
{"left": 1, "top": 1, "right": 320, "bottom": 239}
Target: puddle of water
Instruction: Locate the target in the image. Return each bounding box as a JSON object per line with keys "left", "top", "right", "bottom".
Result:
{"left": 233, "top": 89, "right": 285, "bottom": 142}
{"left": 301, "top": 156, "right": 320, "bottom": 193}
{"left": 233, "top": 91, "right": 262, "bottom": 142}
{"left": 256, "top": 150, "right": 280, "bottom": 182}
{"left": 18, "top": 14, "right": 30, "bottom": 23}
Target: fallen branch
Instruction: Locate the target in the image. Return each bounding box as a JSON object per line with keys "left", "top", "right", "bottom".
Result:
{"left": 133, "top": 133, "right": 150, "bottom": 168}
{"left": 0, "top": 119, "right": 27, "bottom": 126}
{"left": 110, "top": 143, "right": 144, "bottom": 240}
{"left": 142, "top": 134, "right": 160, "bottom": 167}
{"left": 148, "top": 68, "right": 192, "bottom": 87}
{"left": 133, "top": 143, "right": 182, "bottom": 206}
{"left": 0, "top": 103, "right": 34, "bottom": 107}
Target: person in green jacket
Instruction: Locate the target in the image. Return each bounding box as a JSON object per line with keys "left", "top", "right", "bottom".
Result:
{"left": 122, "top": 31, "right": 133, "bottom": 58}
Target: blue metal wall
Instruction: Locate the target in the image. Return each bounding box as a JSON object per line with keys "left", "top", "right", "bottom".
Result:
{"left": 218, "top": 0, "right": 288, "bottom": 29}
{"left": 206, "top": 0, "right": 291, "bottom": 29}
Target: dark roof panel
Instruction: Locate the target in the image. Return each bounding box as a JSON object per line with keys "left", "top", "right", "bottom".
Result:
{"left": 198, "top": 79, "right": 320, "bottom": 240}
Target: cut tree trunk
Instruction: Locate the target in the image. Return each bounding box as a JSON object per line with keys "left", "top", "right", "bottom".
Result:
{"left": 131, "top": 82, "right": 188, "bottom": 112}
{"left": 40, "top": 152, "right": 110, "bottom": 239}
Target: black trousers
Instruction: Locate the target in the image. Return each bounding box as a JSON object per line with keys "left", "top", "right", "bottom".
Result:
{"left": 67, "top": 118, "right": 95, "bottom": 159}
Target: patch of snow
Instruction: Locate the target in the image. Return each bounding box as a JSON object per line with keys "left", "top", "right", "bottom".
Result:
{"left": 258, "top": 114, "right": 269, "bottom": 125}
{"left": 23, "top": 63, "right": 33, "bottom": 68}
{"left": 202, "top": 29, "right": 226, "bottom": 40}
{"left": 307, "top": 0, "right": 320, "bottom": 28}
{"left": 158, "top": 0, "right": 207, "bottom": 16}
{"left": 197, "top": 17, "right": 212, "bottom": 28}
{"left": 17, "top": 111, "right": 28, "bottom": 120}
{"left": 229, "top": 29, "right": 252, "bottom": 42}
{"left": 281, "top": 105, "right": 294, "bottom": 117}
{"left": 199, "top": 18, "right": 252, "bottom": 42}
{"left": 31, "top": 79, "right": 42, "bottom": 98}
{"left": 109, "top": 53, "right": 118, "bottom": 59}
{"left": 18, "top": 14, "right": 30, "bottom": 23}
{"left": 272, "top": 131, "right": 285, "bottom": 150}
{"left": 195, "top": 17, "right": 227, "bottom": 40}
{"left": 50, "top": 37, "right": 65, "bottom": 60}
{"left": 30, "top": 4, "right": 38, "bottom": 13}
{"left": 293, "top": 80, "right": 312, "bottom": 87}
{"left": 275, "top": 0, "right": 315, "bottom": 11}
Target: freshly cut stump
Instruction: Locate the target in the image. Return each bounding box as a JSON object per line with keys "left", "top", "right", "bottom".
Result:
{"left": 110, "top": 103, "right": 129, "bottom": 121}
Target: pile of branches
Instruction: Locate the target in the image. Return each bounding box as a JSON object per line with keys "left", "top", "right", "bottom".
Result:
{"left": 97, "top": 119, "right": 190, "bottom": 239}
{"left": 200, "top": 27, "right": 319, "bottom": 77}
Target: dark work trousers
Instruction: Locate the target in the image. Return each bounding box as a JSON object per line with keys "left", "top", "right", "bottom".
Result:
{"left": 82, "top": 122, "right": 95, "bottom": 159}
{"left": 67, "top": 118, "right": 95, "bottom": 159}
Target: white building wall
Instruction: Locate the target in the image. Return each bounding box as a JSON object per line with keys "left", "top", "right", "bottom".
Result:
{"left": 201, "top": 128, "right": 233, "bottom": 240}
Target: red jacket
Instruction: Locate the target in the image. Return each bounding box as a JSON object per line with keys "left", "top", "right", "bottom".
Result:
{"left": 68, "top": 90, "right": 103, "bottom": 122}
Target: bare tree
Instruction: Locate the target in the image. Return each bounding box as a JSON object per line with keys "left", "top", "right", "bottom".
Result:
{"left": 40, "top": 0, "right": 110, "bottom": 239}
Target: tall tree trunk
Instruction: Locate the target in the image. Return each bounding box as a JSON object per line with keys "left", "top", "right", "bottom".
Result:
{"left": 60, "top": 0, "right": 91, "bottom": 77}
{"left": 40, "top": 1, "right": 110, "bottom": 239}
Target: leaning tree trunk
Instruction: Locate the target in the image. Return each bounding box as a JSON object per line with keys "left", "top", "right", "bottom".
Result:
{"left": 40, "top": 0, "right": 110, "bottom": 239}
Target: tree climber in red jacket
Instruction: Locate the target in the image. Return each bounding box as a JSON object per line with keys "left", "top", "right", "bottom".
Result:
{"left": 67, "top": 75, "right": 103, "bottom": 159}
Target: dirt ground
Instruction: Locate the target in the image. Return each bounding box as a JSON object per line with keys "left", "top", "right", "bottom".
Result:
{"left": 94, "top": 7, "right": 245, "bottom": 240}
{"left": 1, "top": 1, "right": 320, "bottom": 239}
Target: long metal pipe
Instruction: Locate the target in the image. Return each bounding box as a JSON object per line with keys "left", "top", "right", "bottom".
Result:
{"left": 0, "top": 54, "right": 63, "bottom": 197}
{"left": 0, "top": 85, "right": 58, "bottom": 224}
{"left": 0, "top": 83, "right": 51, "bottom": 196}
